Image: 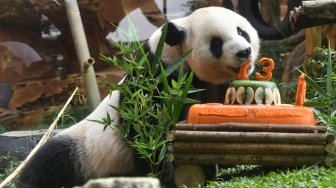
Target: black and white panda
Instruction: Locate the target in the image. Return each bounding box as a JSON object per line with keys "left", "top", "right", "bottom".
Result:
{"left": 17, "top": 7, "right": 259, "bottom": 188}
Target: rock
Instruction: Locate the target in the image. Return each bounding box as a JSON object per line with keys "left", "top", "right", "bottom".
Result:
{"left": 75, "top": 177, "right": 161, "bottom": 188}
{"left": 0, "top": 130, "right": 59, "bottom": 160}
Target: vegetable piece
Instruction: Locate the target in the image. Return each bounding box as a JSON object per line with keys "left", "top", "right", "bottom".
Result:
{"left": 230, "top": 87, "right": 236, "bottom": 104}
{"left": 236, "top": 59, "right": 251, "bottom": 80}
{"left": 294, "top": 74, "right": 306, "bottom": 106}
{"left": 245, "top": 87, "right": 254, "bottom": 104}
{"left": 236, "top": 86, "right": 246, "bottom": 104}
{"left": 255, "top": 87, "right": 264, "bottom": 104}
{"left": 255, "top": 58, "right": 274, "bottom": 81}
{"left": 273, "top": 88, "right": 281, "bottom": 105}
{"left": 224, "top": 87, "right": 231, "bottom": 104}
{"left": 264, "top": 87, "right": 274, "bottom": 105}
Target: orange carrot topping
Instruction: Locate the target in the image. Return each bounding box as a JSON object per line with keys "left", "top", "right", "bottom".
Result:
{"left": 294, "top": 74, "right": 306, "bottom": 106}
{"left": 236, "top": 59, "right": 251, "bottom": 80}
{"left": 255, "top": 58, "right": 274, "bottom": 81}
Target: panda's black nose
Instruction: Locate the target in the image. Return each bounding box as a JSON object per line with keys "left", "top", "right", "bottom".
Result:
{"left": 235, "top": 47, "right": 251, "bottom": 59}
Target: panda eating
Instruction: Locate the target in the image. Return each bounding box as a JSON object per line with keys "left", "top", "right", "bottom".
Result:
{"left": 17, "top": 7, "right": 259, "bottom": 188}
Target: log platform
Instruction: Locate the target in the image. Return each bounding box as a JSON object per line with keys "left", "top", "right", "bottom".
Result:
{"left": 168, "top": 122, "right": 335, "bottom": 187}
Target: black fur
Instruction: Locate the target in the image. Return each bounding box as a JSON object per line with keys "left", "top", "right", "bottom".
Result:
{"left": 237, "top": 27, "right": 251, "bottom": 43}
{"left": 210, "top": 37, "right": 224, "bottom": 59}
{"left": 165, "top": 22, "right": 186, "bottom": 46}
{"left": 17, "top": 137, "right": 83, "bottom": 188}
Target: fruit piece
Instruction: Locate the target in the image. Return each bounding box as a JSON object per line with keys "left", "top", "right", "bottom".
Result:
{"left": 273, "top": 88, "right": 281, "bottom": 105}
{"left": 230, "top": 87, "right": 236, "bottom": 104}
{"left": 255, "top": 87, "right": 264, "bottom": 104}
{"left": 236, "top": 59, "right": 251, "bottom": 80}
{"left": 264, "top": 87, "right": 274, "bottom": 105}
{"left": 236, "top": 86, "right": 245, "bottom": 104}
{"left": 224, "top": 87, "right": 231, "bottom": 105}
{"left": 245, "top": 87, "right": 254, "bottom": 104}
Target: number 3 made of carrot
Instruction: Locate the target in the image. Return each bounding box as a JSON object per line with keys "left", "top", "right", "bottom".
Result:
{"left": 255, "top": 58, "right": 274, "bottom": 81}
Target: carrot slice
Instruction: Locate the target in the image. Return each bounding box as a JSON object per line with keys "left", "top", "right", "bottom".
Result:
{"left": 255, "top": 58, "right": 274, "bottom": 81}
{"left": 236, "top": 59, "right": 251, "bottom": 80}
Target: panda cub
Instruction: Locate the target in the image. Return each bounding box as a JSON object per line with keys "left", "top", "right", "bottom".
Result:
{"left": 17, "top": 7, "right": 259, "bottom": 188}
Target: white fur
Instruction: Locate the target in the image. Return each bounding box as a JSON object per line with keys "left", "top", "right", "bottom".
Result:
{"left": 21, "top": 7, "right": 260, "bottom": 186}
{"left": 148, "top": 7, "right": 260, "bottom": 84}
{"left": 57, "top": 88, "right": 135, "bottom": 179}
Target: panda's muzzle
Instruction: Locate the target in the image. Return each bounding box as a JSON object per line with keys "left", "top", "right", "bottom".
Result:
{"left": 235, "top": 47, "right": 252, "bottom": 59}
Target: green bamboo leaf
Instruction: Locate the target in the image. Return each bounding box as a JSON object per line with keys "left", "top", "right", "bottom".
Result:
{"left": 304, "top": 101, "right": 328, "bottom": 108}
{"left": 160, "top": 63, "right": 170, "bottom": 95}
{"left": 296, "top": 69, "right": 329, "bottom": 99}
{"left": 170, "top": 97, "right": 199, "bottom": 104}
{"left": 159, "top": 49, "right": 192, "bottom": 79}
{"left": 131, "top": 89, "right": 142, "bottom": 99}
{"left": 152, "top": 22, "right": 168, "bottom": 75}
{"left": 157, "top": 143, "right": 167, "bottom": 164}
{"left": 327, "top": 47, "right": 332, "bottom": 94}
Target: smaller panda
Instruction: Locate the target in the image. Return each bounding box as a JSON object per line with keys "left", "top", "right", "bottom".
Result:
{"left": 17, "top": 7, "right": 259, "bottom": 188}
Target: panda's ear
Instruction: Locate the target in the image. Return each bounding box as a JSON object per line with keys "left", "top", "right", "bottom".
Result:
{"left": 164, "top": 22, "right": 186, "bottom": 46}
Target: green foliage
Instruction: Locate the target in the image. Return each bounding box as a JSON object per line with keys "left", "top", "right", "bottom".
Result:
{"left": 98, "top": 20, "right": 199, "bottom": 178}
{"left": 300, "top": 47, "right": 336, "bottom": 133}
{"left": 206, "top": 166, "right": 336, "bottom": 188}
{"left": 0, "top": 156, "right": 20, "bottom": 188}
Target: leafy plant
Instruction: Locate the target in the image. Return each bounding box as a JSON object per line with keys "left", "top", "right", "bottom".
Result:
{"left": 96, "top": 20, "right": 199, "bottom": 178}
{"left": 299, "top": 47, "right": 336, "bottom": 133}
{"left": 0, "top": 156, "right": 20, "bottom": 188}
{"left": 205, "top": 165, "right": 336, "bottom": 188}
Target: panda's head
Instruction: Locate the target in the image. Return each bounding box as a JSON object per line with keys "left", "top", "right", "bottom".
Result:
{"left": 148, "top": 7, "right": 259, "bottom": 84}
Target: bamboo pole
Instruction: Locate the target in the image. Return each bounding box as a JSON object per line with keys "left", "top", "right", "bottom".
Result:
{"left": 65, "top": 0, "right": 101, "bottom": 110}
{"left": 172, "top": 131, "right": 329, "bottom": 144}
{"left": 174, "top": 154, "right": 325, "bottom": 166}
{"left": 176, "top": 123, "right": 327, "bottom": 133}
{"left": 173, "top": 142, "right": 325, "bottom": 155}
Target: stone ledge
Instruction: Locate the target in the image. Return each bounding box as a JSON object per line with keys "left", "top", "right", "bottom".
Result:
{"left": 74, "top": 177, "right": 161, "bottom": 188}
{"left": 0, "top": 130, "right": 60, "bottom": 160}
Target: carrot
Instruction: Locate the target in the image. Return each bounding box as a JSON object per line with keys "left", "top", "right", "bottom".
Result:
{"left": 236, "top": 59, "right": 251, "bottom": 80}
{"left": 255, "top": 58, "right": 274, "bottom": 81}
{"left": 294, "top": 74, "right": 306, "bottom": 106}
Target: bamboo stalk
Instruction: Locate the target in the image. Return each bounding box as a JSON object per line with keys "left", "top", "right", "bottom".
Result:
{"left": 173, "top": 142, "right": 325, "bottom": 155}
{"left": 174, "top": 154, "right": 325, "bottom": 166}
{"left": 176, "top": 123, "right": 326, "bottom": 133}
{"left": 173, "top": 131, "right": 328, "bottom": 144}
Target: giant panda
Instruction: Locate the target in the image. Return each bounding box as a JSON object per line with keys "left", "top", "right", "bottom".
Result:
{"left": 17, "top": 7, "right": 259, "bottom": 188}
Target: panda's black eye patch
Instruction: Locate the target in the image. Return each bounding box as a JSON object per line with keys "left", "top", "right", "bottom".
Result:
{"left": 210, "top": 37, "right": 223, "bottom": 59}
{"left": 237, "top": 27, "right": 250, "bottom": 43}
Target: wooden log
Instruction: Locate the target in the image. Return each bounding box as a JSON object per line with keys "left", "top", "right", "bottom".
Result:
{"left": 326, "top": 134, "right": 336, "bottom": 143}
{"left": 325, "top": 143, "right": 336, "bottom": 154}
{"left": 176, "top": 123, "right": 327, "bottom": 133}
{"left": 325, "top": 156, "right": 334, "bottom": 167}
{"left": 173, "top": 142, "right": 325, "bottom": 155}
{"left": 173, "top": 131, "right": 328, "bottom": 144}
{"left": 174, "top": 165, "right": 206, "bottom": 188}
{"left": 302, "top": 0, "right": 336, "bottom": 19}
{"left": 174, "top": 154, "right": 325, "bottom": 166}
